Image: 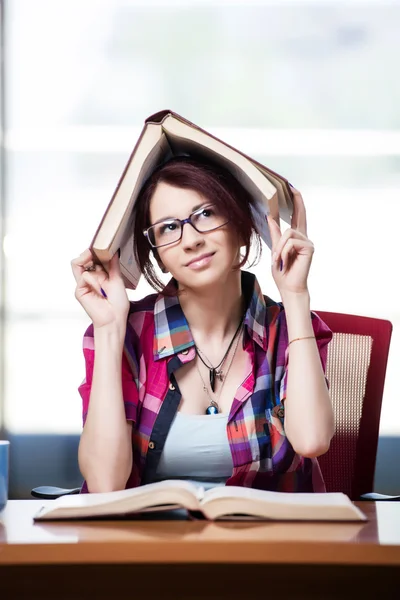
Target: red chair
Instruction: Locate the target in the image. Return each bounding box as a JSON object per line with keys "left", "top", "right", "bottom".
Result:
{"left": 315, "top": 311, "right": 393, "bottom": 500}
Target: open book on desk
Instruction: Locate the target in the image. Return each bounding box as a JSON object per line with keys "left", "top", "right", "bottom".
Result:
{"left": 33, "top": 480, "right": 367, "bottom": 522}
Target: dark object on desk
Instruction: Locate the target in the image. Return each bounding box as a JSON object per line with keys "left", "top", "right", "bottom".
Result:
{"left": 31, "top": 486, "right": 81, "bottom": 499}
{"left": 359, "top": 493, "right": 400, "bottom": 501}
{"left": 31, "top": 311, "right": 392, "bottom": 503}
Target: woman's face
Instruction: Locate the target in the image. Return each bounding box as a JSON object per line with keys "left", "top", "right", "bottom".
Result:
{"left": 148, "top": 182, "right": 241, "bottom": 290}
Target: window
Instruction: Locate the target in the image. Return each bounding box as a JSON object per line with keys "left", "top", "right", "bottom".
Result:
{"left": 2, "top": 0, "right": 399, "bottom": 492}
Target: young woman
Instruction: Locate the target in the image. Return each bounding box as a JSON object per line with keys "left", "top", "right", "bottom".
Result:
{"left": 71, "top": 157, "right": 334, "bottom": 494}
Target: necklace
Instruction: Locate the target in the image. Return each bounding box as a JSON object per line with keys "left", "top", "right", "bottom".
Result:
{"left": 195, "top": 315, "right": 244, "bottom": 392}
{"left": 196, "top": 325, "right": 243, "bottom": 415}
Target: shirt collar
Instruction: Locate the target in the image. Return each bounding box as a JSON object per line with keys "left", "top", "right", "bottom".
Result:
{"left": 153, "top": 271, "right": 268, "bottom": 360}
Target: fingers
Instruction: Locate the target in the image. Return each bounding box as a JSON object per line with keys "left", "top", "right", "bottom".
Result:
{"left": 75, "top": 270, "right": 106, "bottom": 300}
{"left": 266, "top": 214, "right": 282, "bottom": 250}
{"left": 271, "top": 228, "right": 308, "bottom": 263}
{"left": 72, "top": 249, "right": 123, "bottom": 309}
{"left": 290, "top": 186, "right": 307, "bottom": 236}
{"left": 72, "top": 249, "right": 108, "bottom": 299}
{"left": 108, "top": 251, "right": 122, "bottom": 280}
{"left": 71, "top": 249, "right": 108, "bottom": 284}
{"left": 275, "top": 238, "right": 314, "bottom": 274}
{"left": 71, "top": 249, "right": 96, "bottom": 283}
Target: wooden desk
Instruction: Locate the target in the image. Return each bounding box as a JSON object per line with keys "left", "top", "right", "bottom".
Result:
{"left": 1, "top": 500, "right": 400, "bottom": 599}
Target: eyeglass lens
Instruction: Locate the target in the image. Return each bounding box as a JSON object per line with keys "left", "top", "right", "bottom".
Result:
{"left": 148, "top": 205, "right": 228, "bottom": 247}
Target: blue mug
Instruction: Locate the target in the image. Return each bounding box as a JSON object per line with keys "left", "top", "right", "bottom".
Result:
{"left": 0, "top": 441, "right": 10, "bottom": 512}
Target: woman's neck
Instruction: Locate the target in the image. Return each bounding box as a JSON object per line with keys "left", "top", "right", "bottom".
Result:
{"left": 178, "top": 270, "right": 244, "bottom": 347}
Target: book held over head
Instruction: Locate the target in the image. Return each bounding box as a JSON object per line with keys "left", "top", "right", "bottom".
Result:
{"left": 34, "top": 479, "right": 367, "bottom": 522}
{"left": 90, "top": 109, "right": 294, "bottom": 289}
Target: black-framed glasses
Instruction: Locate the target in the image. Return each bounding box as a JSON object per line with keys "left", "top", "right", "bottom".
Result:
{"left": 143, "top": 204, "right": 230, "bottom": 248}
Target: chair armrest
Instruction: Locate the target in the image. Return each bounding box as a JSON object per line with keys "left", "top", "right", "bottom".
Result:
{"left": 31, "top": 486, "right": 81, "bottom": 499}
{"left": 359, "top": 492, "right": 400, "bottom": 501}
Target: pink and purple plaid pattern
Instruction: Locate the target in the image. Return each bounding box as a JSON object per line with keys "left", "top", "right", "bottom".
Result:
{"left": 79, "top": 271, "right": 332, "bottom": 493}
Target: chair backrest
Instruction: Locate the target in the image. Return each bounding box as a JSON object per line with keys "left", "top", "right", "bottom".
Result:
{"left": 314, "top": 311, "right": 392, "bottom": 499}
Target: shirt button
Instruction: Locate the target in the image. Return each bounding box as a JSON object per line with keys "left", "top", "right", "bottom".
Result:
{"left": 181, "top": 348, "right": 189, "bottom": 355}
{"left": 169, "top": 382, "right": 176, "bottom": 391}
{"left": 149, "top": 441, "right": 155, "bottom": 450}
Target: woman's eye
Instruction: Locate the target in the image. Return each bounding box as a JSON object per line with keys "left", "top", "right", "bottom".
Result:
{"left": 201, "top": 208, "right": 213, "bottom": 218}
{"left": 159, "top": 222, "right": 177, "bottom": 234}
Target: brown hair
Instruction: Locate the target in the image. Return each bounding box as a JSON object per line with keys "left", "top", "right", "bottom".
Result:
{"left": 133, "top": 155, "right": 262, "bottom": 293}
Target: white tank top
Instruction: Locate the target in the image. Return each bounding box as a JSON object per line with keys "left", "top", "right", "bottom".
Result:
{"left": 153, "top": 412, "right": 233, "bottom": 485}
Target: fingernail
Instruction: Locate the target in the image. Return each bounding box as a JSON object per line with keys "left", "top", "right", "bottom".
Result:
{"left": 280, "top": 260, "right": 283, "bottom": 272}
{"left": 289, "top": 182, "right": 295, "bottom": 188}
{"left": 100, "top": 287, "right": 107, "bottom": 299}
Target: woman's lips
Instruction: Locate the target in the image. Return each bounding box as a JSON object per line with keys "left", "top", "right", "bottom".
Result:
{"left": 186, "top": 252, "right": 215, "bottom": 269}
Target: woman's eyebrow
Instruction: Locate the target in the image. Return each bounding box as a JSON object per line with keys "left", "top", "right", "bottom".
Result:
{"left": 154, "top": 202, "right": 210, "bottom": 224}
{"left": 190, "top": 203, "right": 208, "bottom": 213}
{"left": 152, "top": 215, "right": 177, "bottom": 225}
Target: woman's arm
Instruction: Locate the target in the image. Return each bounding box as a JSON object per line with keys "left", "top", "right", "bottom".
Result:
{"left": 281, "top": 291, "right": 334, "bottom": 457}
{"left": 78, "top": 324, "right": 133, "bottom": 492}
{"left": 72, "top": 250, "right": 133, "bottom": 492}
{"left": 267, "top": 186, "right": 334, "bottom": 458}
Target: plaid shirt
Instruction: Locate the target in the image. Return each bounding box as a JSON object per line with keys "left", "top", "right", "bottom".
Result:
{"left": 79, "top": 271, "right": 332, "bottom": 493}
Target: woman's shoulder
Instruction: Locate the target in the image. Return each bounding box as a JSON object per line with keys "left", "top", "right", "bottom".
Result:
{"left": 262, "top": 296, "right": 332, "bottom": 351}
{"left": 262, "top": 293, "right": 283, "bottom": 310}
{"left": 261, "top": 293, "right": 285, "bottom": 323}
{"left": 260, "top": 292, "right": 331, "bottom": 338}
{"left": 126, "top": 291, "right": 159, "bottom": 342}
{"left": 128, "top": 291, "right": 159, "bottom": 316}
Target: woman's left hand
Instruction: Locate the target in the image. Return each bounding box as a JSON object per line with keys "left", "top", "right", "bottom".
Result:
{"left": 267, "top": 185, "right": 314, "bottom": 298}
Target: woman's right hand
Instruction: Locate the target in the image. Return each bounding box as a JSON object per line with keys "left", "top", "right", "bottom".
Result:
{"left": 71, "top": 249, "right": 130, "bottom": 331}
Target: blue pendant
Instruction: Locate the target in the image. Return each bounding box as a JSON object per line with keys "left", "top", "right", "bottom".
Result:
{"left": 206, "top": 404, "right": 219, "bottom": 415}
